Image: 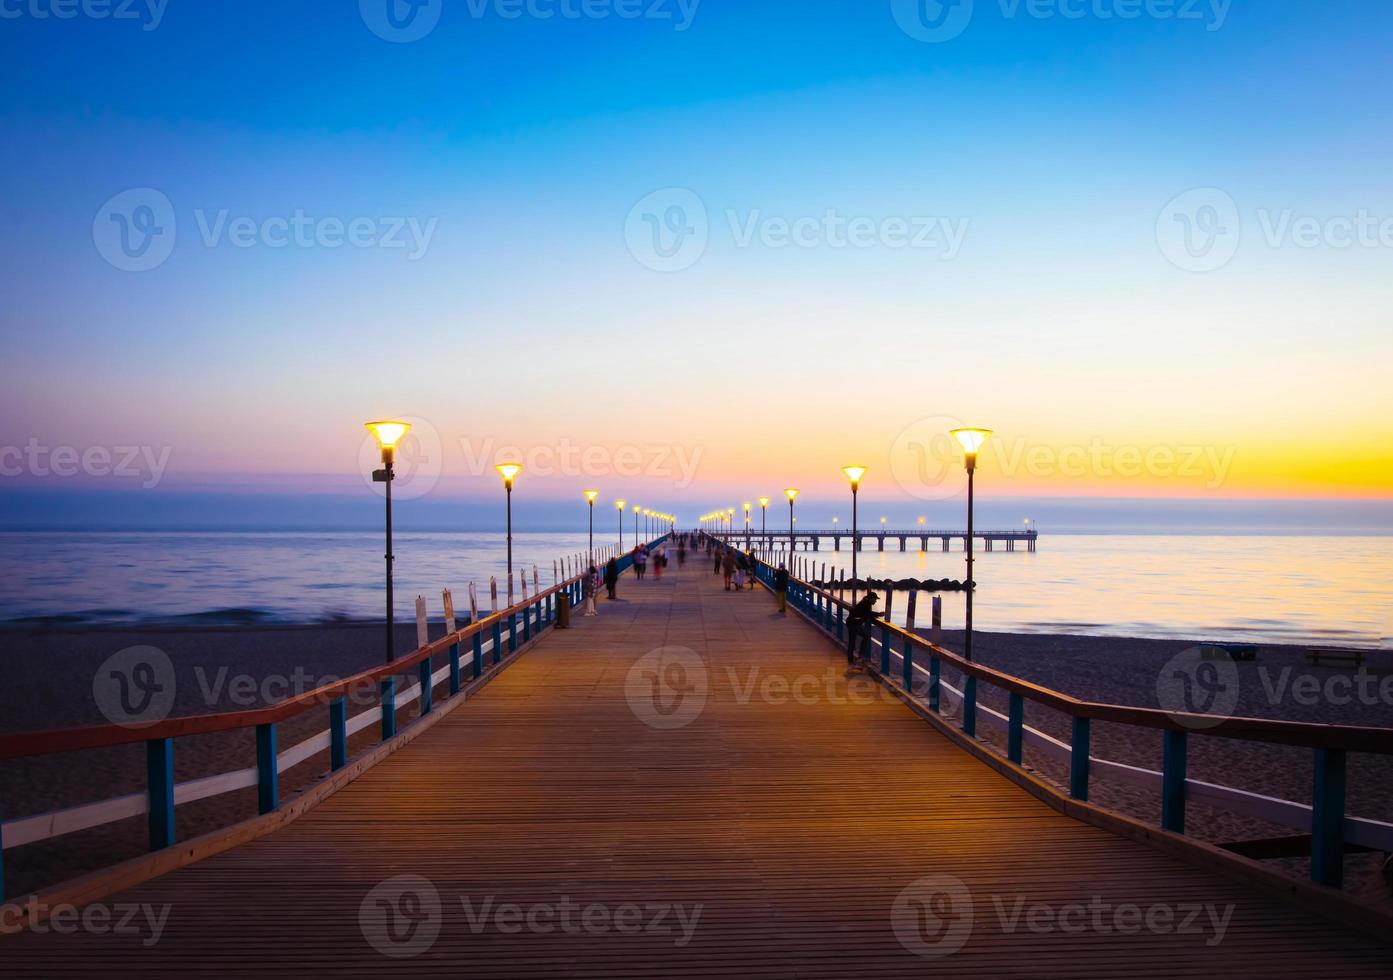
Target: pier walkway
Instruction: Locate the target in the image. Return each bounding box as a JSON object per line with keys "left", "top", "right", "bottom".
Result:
{"left": 2, "top": 559, "right": 1391, "bottom": 976}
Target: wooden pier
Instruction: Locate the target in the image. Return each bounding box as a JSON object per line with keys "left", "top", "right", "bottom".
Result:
{"left": 1, "top": 553, "right": 1390, "bottom": 975}
{"left": 712, "top": 527, "right": 1039, "bottom": 552}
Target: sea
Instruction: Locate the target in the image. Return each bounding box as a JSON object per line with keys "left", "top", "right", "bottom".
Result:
{"left": 0, "top": 531, "right": 1388, "bottom": 648}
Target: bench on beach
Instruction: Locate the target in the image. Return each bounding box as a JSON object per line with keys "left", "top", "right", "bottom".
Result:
{"left": 1200, "top": 643, "right": 1258, "bottom": 662}
{"left": 1305, "top": 649, "right": 1366, "bottom": 668}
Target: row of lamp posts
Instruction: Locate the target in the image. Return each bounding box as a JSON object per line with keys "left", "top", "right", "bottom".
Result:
{"left": 365, "top": 420, "right": 676, "bottom": 665}
{"left": 707, "top": 426, "right": 991, "bottom": 661}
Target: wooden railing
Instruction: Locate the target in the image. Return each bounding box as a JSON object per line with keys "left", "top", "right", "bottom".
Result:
{"left": 0, "top": 536, "right": 668, "bottom": 902}
{"left": 733, "top": 541, "right": 1393, "bottom": 890}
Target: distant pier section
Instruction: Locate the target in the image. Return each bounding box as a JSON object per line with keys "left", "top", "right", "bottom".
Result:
{"left": 711, "top": 527, "right": 1039, "bottom": 552}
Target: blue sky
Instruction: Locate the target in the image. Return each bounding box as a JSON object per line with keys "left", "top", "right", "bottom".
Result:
{"left": 2, "top": 0, "right": 1391, "bottom": 530}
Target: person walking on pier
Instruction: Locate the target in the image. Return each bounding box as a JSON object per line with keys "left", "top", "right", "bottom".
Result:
{"left": 844, "top": 592, "right": 879, "bottom": 673}
{"left": 744, "top": 551, "right": 758, "bottom": 590}
{"left": 774, "top": 563, "right": 789, "bottom": 614}
{"left": 604, "top": 556, "right": 619, "bottom": 600}
{"left": 633, "top": 545, "right": 647, "bottom": 580}
{"left": 721, "top": 549, "right": 736, "bottom": 590}
{"left": 582, "top": 565, "right": 600, "bottom": 616}
{"left": 713, "top": 547, "right": 723, "bottom": 576}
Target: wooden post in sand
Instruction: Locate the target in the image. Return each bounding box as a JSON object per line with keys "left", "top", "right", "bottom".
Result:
{"left": 931, "top": 596, "right": 942, "bottom": 644}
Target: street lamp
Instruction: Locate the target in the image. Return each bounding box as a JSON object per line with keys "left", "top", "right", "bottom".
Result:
{"left": 743, "top": 502, "right": 752, "bottom": 547}
{"left": 758, "top": 496, "right": 770, "bottom": 546}
{"left": 366, "top": 420, "right": 410, "bottom": 663}
{"left": 783, "top": 489, "right": 798, "bottom": 555}
{"left": 584, "top": 489, "right": 599, "bottom": 560}
{"left": 918, "top": 515, "right": 927, "bottom": 551}
{"left": 632, "top": 504, "right": 640, "bottom": 545}
{"left": 616, "top": 499, "right": 626, "bottom": 549}
{"left": 950, "top": 427, "right": 992, "bottom": 663}
{"left": 842, "top": 465, "right": 865, "bottom": 602}
{"left": 496, "top": 462, "right": 522, "bottom": 584}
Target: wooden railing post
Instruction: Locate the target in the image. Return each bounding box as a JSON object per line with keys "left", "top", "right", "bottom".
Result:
{"left": 146, "top": 737, "right": 175, "bottom": 850}
{"left": 901, "top": 638, "right": 914, "bottom": 693}
{"left": 1007, "top": 692, "right": 1024, "bottom": 764}
{"left": 1311, "top": 747, "right": 1347, "bottom": 888}
{"left": 449, "top": 640, "right": 462, "bottom": 696}
{"left": 1162, "top": 729, "right": 1187, "bottom": 833}
{"left": 928, "top": 656, "right": 941, "bottom": 712}
{"left": 492, "top": 621, "right": 503, "bottom": 665}
{"left": 473, "top": 631, "right": 485, "bottom": 678}
{"left": 381, "top": 677, "right": 397, "bottom": 740}
{"left": 1070, "top": 716, "right": 1091, "bottom": 800}
{"left": 255, "top": 722, "right": 278, "bottom": 815}
{"left": 962, "top": 676, "right": 977, "bottom": 737}
{"left": 508, "top": 612, "right": 519, "bottom": 653}
{"left": 522, "top": 603, "right": 533, "bottom": 644}
{"left": 1, "top": 798, "right": 7, "bottom": 902}
{"left": 879, "top": 625, "right": 891, "bottom": 673}
{"left": 329, "top": 698, "right": 347, "bottom": 771}
{"left": 418, "top": 657, "right": 433, "bottom": 715}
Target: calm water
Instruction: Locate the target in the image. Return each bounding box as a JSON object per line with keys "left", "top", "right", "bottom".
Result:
{"left": 0, "top": 532, "right": 1388, "bottom": 647}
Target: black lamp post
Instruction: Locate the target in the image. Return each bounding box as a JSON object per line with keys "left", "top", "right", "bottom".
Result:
{"left": 842, "top": 465, "right": 865, "bottom": 603}
{"left": 366, "top": 421, "right": 411, "bottom": 664}
{"left": 584, "top": 490, "right": 599, "bottom": 562}
{"left": 496, "top": 463, "right": 521, "bottom": 583}
{"left": 783, "top": 489, "right": 798, "bottom": 557}
{"left": 950, "top": 428, "right": 992, "bottom": 662}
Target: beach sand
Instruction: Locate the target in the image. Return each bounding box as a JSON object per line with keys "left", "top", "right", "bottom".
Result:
{"left": 1, "top": 622, "right": 1389, "bottom": 907}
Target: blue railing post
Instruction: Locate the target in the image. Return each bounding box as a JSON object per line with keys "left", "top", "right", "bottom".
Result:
{"left": 146, "top": 738, "right": 175, "bottom": 850}
{"left": 449, "top": 641, "right": 462, "bottom": 696}
{"left": 901, "top": 639, "right": 914, "bottom": 692}
{"left": 835, "top": 609, "right": 845, "bottom": 643}
{"left": 508, "top": 612, "right": 519, "bottom": 653}
{"left": 255, "top": 722, "right": 278, "bottom": 815}
{"left": 962, "top": 676, "right": 977, "bottom": 737}
{"left": 1161, "top": 729, "right": 1187, "bottom": 833}
{"left": 523, "top": 604, "right": 533, "bottom": 644}
{"left": 1311, "top": 747, "right": 1347, "bottom": 888}
{"left": 492, "top": 621, "right": 503, "bottom": 665}
{"left": 1007, "top": 692, "right": 1024, "bottom": 764}
{"left": 928, "top": 656, "right": 941, "bottom": 712}
{"left": 0, "top": 798, "right": 6, "bottom": 902}
{"left": 418, "top": 657, "right": 433, "bottom": 715}
{"left": 879, "top": 626, "right": 891, "bottom": 673}
{"left": 473, "top": 631, "right": 485, "bottom": 678}
{"left": 381, "top": 677, "right": 397, "bottom": 740}
{"left": 1070, "top": 716, "right": 1091, "bottom": 801}
{"left": 329, "top": 697, "right": 347, "bottom": 771}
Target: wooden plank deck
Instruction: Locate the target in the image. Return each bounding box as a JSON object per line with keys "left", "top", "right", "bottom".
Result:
{"left": 3, "top": 558, "right": 1391, "bottom": 977}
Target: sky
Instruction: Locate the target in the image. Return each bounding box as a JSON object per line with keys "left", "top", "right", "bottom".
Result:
{"left": 2, "top": 0, "right": 1391, "bottom": 530}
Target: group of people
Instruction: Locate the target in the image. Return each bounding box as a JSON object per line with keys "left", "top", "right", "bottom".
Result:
{"left": 579, "top": 536, "right": 689, "bottom": 616}
{"left": 711, "top": 542, "right": 759, "bottom": 591}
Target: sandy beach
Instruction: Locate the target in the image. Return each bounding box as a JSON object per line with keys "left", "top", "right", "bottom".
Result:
{"left": 2, "top": 620, "right": 1390, "bottom": 906}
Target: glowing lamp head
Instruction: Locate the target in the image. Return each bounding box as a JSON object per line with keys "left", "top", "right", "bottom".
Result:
{"left": 632, "top": 505, "right": 640, "bottom": 514}
{"left": 616, "top": 499, "right": 626, "bottom": 511}
{"left": 841, "top": 464, "right": 866, "bottom": 488}
{"left": 743, "top": 502, "right": 751, "bottom": 512}
{"left": 584, "top": 489, "right": 599, "bottom": 503}
{"left": 365, "top": 420, "right": 410, "bottom": 462}
{"left": 758, "top": 496, "right": 770, "bottom": 509}
{"left": 495, "top": 462, "right": 522, "bottom": 487}
{"left": 950, "top": 427, "right": 992, "bottom": 455}
{"left": 784, "top": 488, "right": 799, "bottom": 502}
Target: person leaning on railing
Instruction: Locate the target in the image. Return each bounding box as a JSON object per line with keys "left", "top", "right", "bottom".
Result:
{"left": 844, "top": 592, "right": 879, "bottom": 672}
{"left": 774, "top": 563, "right": 789, "bottom": 614}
